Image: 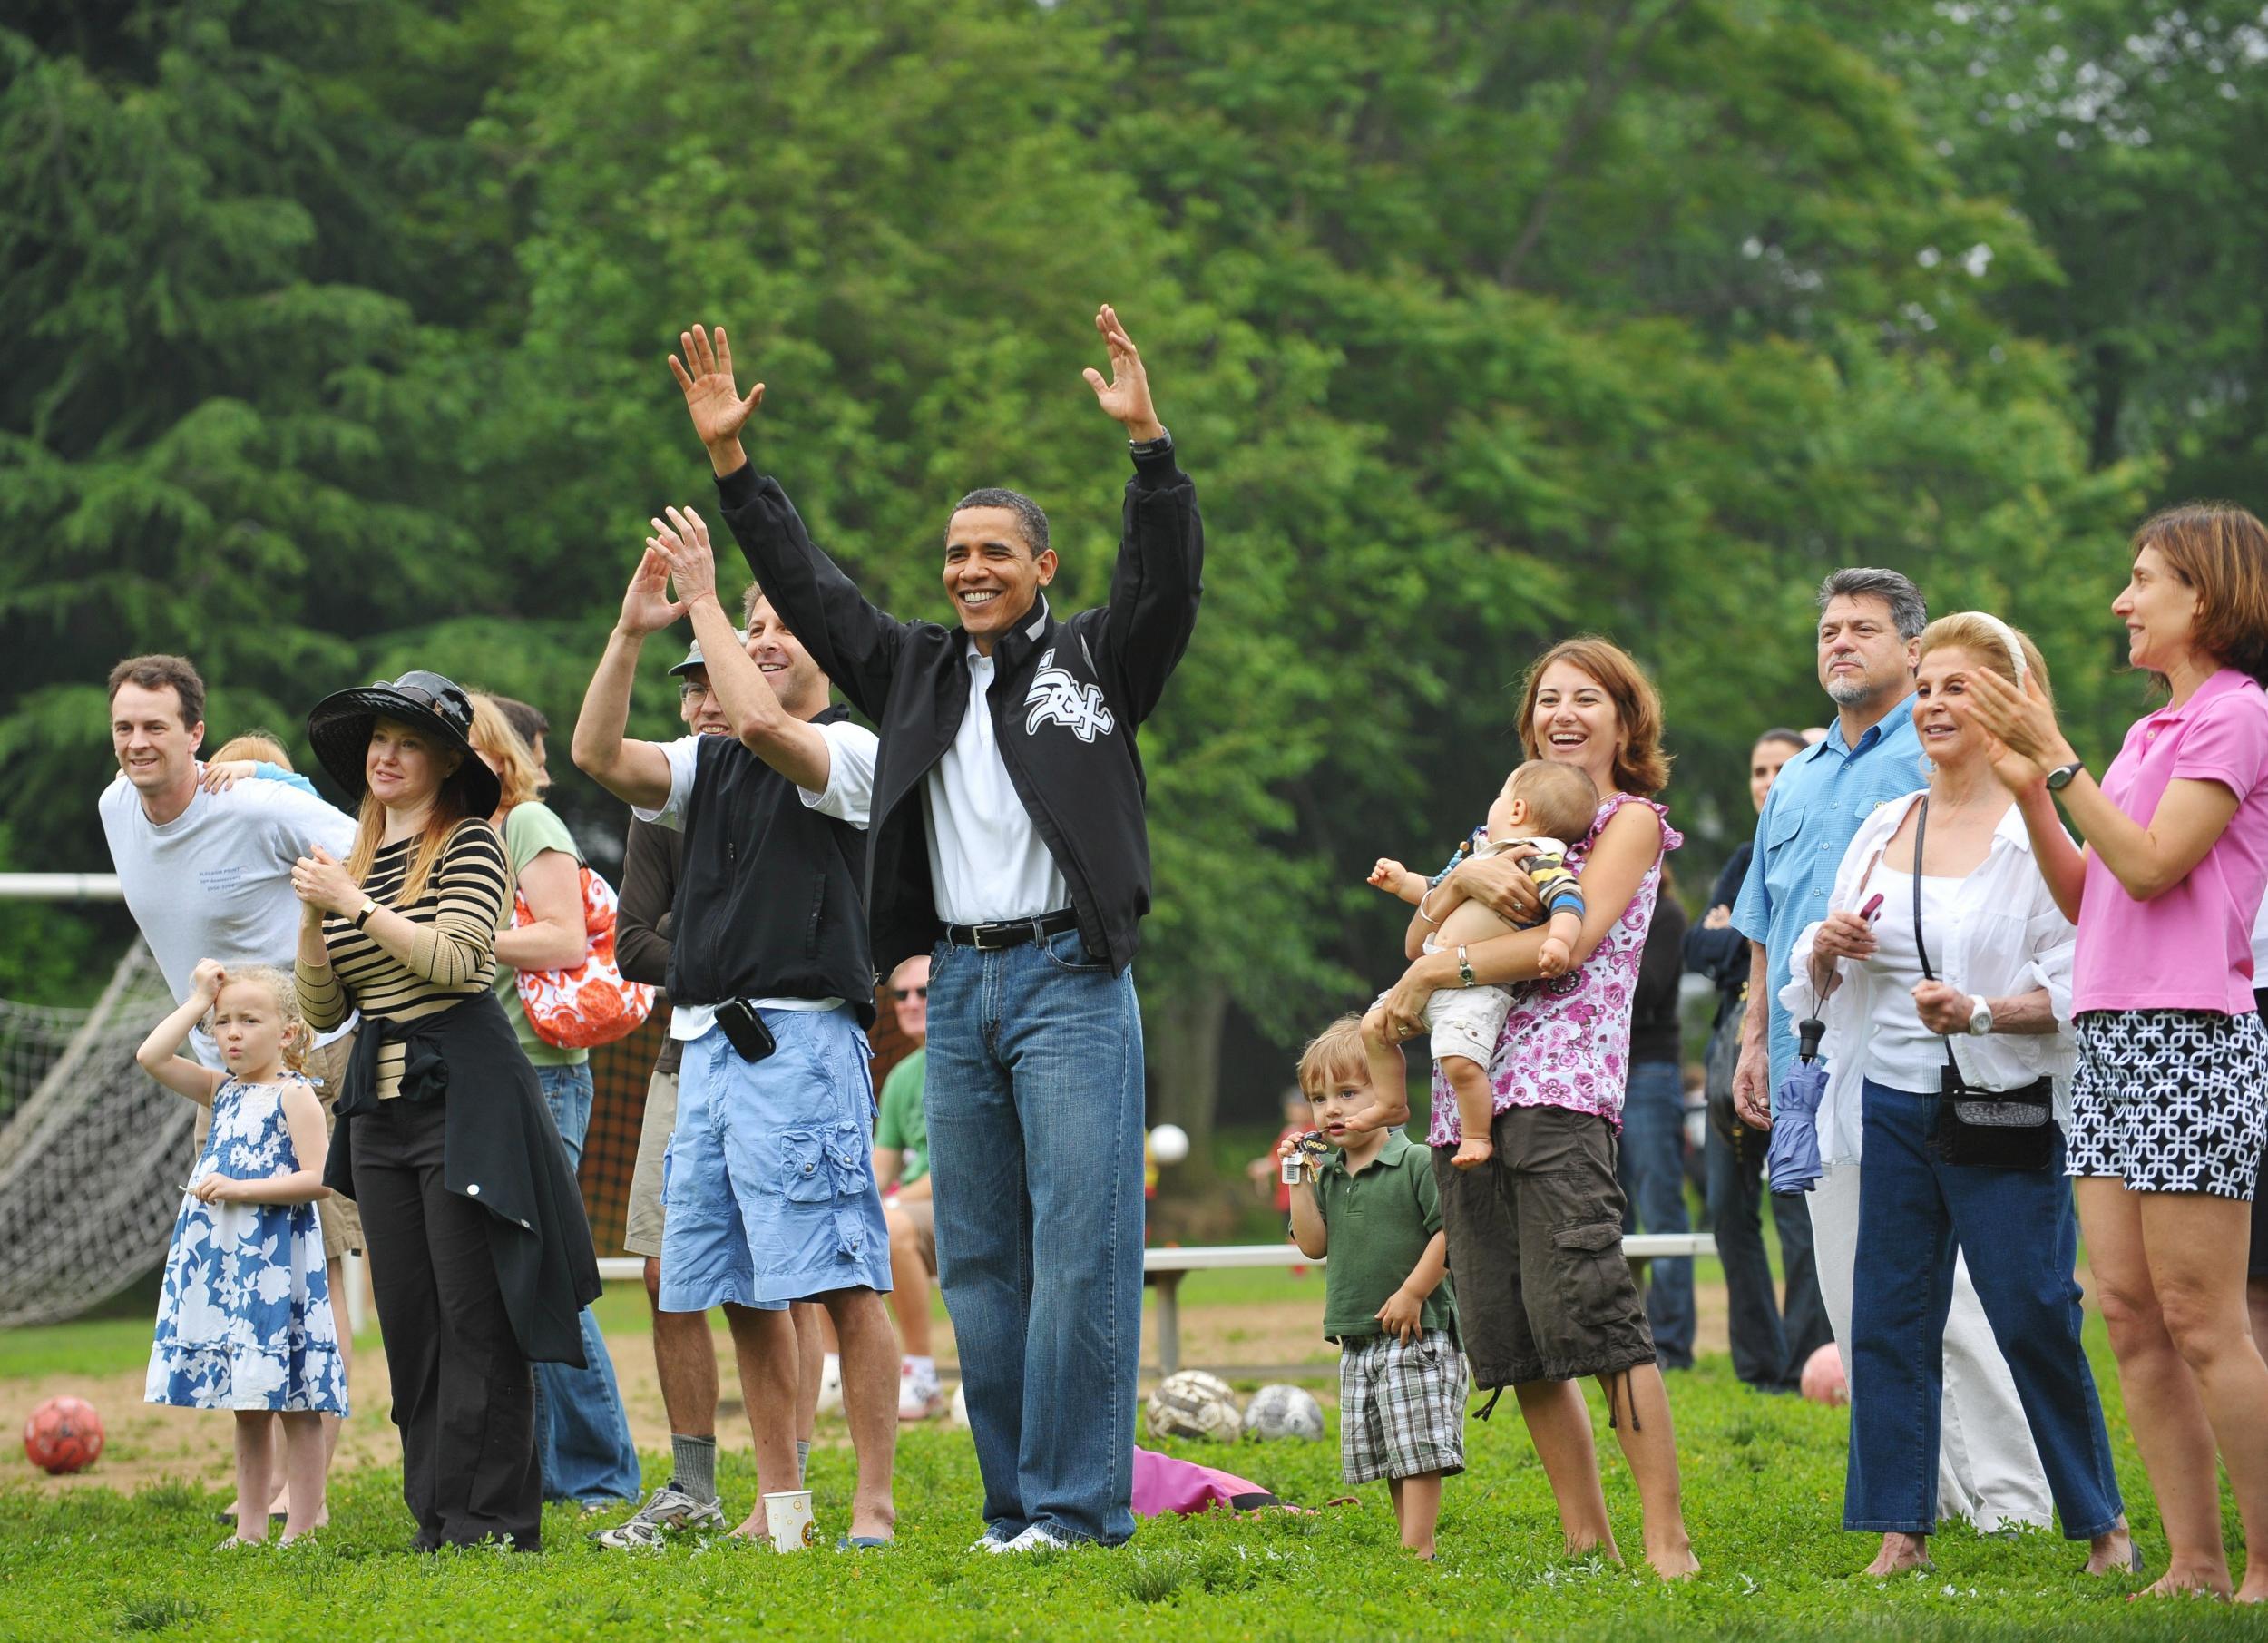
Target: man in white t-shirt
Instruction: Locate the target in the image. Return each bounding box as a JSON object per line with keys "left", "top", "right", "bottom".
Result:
{"left": 573, "top": 513, "right": 900, "bottom": 1547}
{"left": 98, "top": 652, "right": 359, "bottom": 1521}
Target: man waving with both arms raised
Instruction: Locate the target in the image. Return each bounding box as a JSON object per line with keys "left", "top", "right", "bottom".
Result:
{"left": 669, "top": 307, "right": 1203, "bottom": 1550}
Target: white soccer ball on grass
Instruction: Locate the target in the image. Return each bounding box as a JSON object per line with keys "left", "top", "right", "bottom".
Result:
{"left": 1241, "top": 1383, "right": 1325, "bottom": 1443}
{"left": 1146, "top": 1369, "right": 1242, "bottom": 1443}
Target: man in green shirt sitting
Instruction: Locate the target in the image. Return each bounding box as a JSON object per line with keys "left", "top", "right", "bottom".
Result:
{"left": 875, "top": 954, "right": 943, "bottom": 1420}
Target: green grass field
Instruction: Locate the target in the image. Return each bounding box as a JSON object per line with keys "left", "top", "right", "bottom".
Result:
{"left": 5, "top": 1269, "right": 2264, "bottom": 1643}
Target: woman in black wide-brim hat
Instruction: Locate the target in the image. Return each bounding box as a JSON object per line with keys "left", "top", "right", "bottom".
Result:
{"left": 290, "top": 670, "right": 600, "bottom": 1552}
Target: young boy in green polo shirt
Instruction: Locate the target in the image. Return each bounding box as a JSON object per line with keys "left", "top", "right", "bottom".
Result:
{"left": 1282, "top": 1012, "right": 1464, "bottom": 1559}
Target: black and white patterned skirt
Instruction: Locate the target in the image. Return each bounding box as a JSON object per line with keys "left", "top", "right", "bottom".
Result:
{"left": 2068, "top": 1009, "right": 2268, "bottom": 1199}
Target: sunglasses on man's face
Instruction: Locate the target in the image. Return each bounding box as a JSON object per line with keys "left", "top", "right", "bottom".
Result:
{"left": 893, "top": 986, "right": 929, "bottom": 1002}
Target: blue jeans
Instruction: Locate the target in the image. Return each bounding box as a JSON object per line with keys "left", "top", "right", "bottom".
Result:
{"left": 1846, "top": 1078, "right": 2122, "bottom": 1538}
{"left": 530, "top": 1062, "right": 642, "bottom": 1506}
{"left": 924, "top": 927, "right": 1146, "bottom": 1547}
{"left": 1617, "top": 1059, "right": 1695, "bottom": 1365}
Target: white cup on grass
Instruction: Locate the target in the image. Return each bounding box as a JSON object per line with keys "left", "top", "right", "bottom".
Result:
{"left": 762, "top": 1489, "right": 816, "bottom": 1552}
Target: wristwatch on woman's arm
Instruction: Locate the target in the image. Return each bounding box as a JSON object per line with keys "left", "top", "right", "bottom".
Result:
{"left": 1967, "top": 995, "right": 1994, "bottom": 1036}
{"left": 2044, "top": 759, "right": 2085, "bottom": 792}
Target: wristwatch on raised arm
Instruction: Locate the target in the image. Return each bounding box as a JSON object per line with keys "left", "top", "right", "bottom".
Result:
{"left": 1128, "top": 427, "right": 1173, "bottom": 459}
{"left": 1967, "top": 995, "right": 1994, "bottom": 1037}
{"left": 2044, "top": 759, "right": 2085, "bottom": 792}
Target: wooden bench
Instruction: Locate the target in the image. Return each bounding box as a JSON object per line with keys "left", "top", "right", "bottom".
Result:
{"left": 1142, "top": 1234, "right": 1716, "bottom": 1374}
{"left": 348, "top": 1238, "right": 1714, "bottom": 1365}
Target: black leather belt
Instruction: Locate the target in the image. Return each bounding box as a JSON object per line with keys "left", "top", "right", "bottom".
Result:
{"left": 943, "top": 907, "right": 1080, "bottom": 951}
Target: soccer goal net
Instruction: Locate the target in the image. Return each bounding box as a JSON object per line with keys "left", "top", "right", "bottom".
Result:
{"left": 0, "top": 938, "right": 191, "bottom": 1327}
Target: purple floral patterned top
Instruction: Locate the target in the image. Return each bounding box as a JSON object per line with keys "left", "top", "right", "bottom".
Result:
{"left": 1426, "top": 792, "right": 1681, "bottom": 1145}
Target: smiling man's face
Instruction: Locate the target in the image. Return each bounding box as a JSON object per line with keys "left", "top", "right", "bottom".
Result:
{"left": 943, "top": 505, "right": 1056, "bottom": 650}
{"left": 745, "top": 596, "right": 826, "bottom": 716}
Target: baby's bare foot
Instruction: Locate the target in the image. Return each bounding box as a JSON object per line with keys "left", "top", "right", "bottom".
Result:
{"left": 1452, "top": 1139, "right": 1493, "bottom": 1170}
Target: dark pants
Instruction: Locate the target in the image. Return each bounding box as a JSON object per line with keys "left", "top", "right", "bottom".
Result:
{"left": 1706, "top": 1104, "right": 1831, "bottom": 1391}
{"left": 1617, "top": 1059, "right": 1695, "bottom": 1365}
{"left": 352, "top": 1092, "right": 541, "bottom": 1551}
{"left": 1846, "top": 1079, "right": 2122, "bottom": 1538}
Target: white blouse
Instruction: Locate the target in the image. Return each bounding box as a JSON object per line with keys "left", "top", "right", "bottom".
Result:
{"left": 1779, "top": 790, "right": 2077, "bottom": 1167}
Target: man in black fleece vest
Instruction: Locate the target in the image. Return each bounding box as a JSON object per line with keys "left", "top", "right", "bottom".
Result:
{"left": 572, "top": 520, "right": 900, "bottom": 1547}
{"left": 670, "top": 308, "right": 1201, "bottom": 1549}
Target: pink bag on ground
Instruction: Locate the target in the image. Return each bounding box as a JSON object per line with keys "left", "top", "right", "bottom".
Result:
{"left": 1130, "top": 1445, "right": 1285, "bottom": 1517}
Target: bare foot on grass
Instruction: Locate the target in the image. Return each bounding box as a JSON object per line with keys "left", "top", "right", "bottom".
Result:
{"left": 1860, "top": 1532, "right": 1931, "bottom": 1578}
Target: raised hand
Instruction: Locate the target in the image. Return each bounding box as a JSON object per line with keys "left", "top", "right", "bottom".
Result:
{"left": 647, "top": 507, "right": 719, "bottom": 611}
{"left": 669, "top": 324, "right": 767, "bottom": 458}
{"left": 617, "top": 543, "right": 689, "bottom": 638}
{"left": 291, "top": 845, "right": 361, "bottom": 917}
{"left": 1968, "top": 667, "right": 2073, "bottom": 793}
{"left": 190, "top": 958, "right": 228, "bottom": 1002}
{"left": 1081, "top": 304, "right": 1165, "bottom": 442}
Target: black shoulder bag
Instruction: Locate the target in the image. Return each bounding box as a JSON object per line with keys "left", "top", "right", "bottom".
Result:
{"left": 1910, "top": 798, "right": 2057, "bottom": 1170}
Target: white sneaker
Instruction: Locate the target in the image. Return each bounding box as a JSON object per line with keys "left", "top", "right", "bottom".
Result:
{"left": 1002, "top": 1523, "right": 1075, "bottom": 1552}
{"left": 898, "top": 1363, "right": 946, "bottom": 1422}
{"left": 970, "top": 1530, "right": 1017, "bottom": 1554}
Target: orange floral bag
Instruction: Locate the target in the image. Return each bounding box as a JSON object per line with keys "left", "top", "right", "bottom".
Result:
{"left": 513, "top": 866, "right": 655, "bottom": 1050}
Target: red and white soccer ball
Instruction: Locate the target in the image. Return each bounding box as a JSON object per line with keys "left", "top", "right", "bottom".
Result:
{"left": 1800, "top": 1344, "right": 1849, "bottom": 1407}
{"left": 24, "top": 1395, "right": 103, "bottom": 1474}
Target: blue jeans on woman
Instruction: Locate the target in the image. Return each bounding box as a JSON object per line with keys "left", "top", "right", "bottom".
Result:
{"left": 1617, "top": 1059, "right": 1695, "bottom": 1366}
{"left": 530, "top": 1061, "right": 642, "bottom": 1506}
{"left": 1846, "top": 1077, "right": 2122, "bottom": 1538}
{"left": 924, "top": 926, "right": 1146, "bottom": 1548}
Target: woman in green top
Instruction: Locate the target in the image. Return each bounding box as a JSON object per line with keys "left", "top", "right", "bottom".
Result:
{"left": 467, "top": 693, "right": 640, "bottom": 1505}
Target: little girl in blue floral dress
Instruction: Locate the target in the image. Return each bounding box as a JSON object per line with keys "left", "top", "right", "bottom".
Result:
{"left": 139, "top": 960, "right": 344, "bottom": 1545}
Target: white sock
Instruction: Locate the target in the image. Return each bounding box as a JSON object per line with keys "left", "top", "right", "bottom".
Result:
{"left": 909, "top": 1355, "right": 938, "bottom": 1394}
{"left": 822, "top": 1352, "right": 840, "bottom": 1379}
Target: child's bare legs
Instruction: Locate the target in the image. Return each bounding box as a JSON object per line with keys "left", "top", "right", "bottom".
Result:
{"left": 261, "top": 1255, "right": 350, "bottom": 1521}
{"left": 1442, "top": 1056, "right": 1494, "bottom": 1169}
{"left": 1389, "top": 1472, "right": 1444, "bottom": 1558}
{"left": 1513, "top": 1378, "right": 1617, "bottom": 1560}
{"left": 231, "top": 1413, "right": 274, "bottom": 1543}
{"left": 1599, "top": 1365, "right": 1697, "bottom": 1579}
{"left": 278, "top": 1412, "right": 327, "bottom": 1543}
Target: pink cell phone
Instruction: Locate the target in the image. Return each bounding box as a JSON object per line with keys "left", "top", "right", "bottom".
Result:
{"left": 1859, "top": 893, "right": 1884, "bottom": 924}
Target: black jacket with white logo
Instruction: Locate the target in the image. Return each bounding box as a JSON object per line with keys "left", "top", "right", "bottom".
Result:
{"left": 712, "top": 445, "right": 1202, "bottom": 977}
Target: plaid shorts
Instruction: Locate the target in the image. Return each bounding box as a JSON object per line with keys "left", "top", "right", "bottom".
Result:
{"left": 1338, "top": 1328, "right": 1467, "bottom": 1484}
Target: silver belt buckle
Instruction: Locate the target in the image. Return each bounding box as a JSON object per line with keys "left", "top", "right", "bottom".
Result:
{"left": 972, "top": 922, "right": 1007, "bottom": 951}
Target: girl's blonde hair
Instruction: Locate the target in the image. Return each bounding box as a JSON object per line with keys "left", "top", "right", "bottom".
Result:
{"left": 212, "top": 730, "right": 294, "bottom": 769}
{"left": 1295, "top": 1012, "right": 1372, "bottom": 1098}
{"left": 1914, "top": 611, "right": 2056, "bottom": 710}
{"left": 210, "top": 964, "right": 309, "bottom": 1074}
{"left": 466, "top": 691, "right": 543, "bottom": 815}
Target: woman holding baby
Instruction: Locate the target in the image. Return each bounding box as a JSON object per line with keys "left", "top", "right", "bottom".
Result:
{"left": 1371, "top": 635, "right": 1696, "bottom": 1581}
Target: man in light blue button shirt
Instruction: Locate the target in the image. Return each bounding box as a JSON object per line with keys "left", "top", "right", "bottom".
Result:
{"left": 1728, "top": 567, "right": 2053, "bottom": 1534}
{"left": 1731, "top": 572, "right": 1928, "bottom": 1110}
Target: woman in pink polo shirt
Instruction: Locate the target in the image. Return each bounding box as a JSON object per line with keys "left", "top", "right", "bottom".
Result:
{"left": 1971, "top": 504, "right": 2268, "bottom": 1602}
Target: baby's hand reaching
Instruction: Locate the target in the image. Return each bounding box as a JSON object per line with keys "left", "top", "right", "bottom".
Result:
{"left": 1368, "top": 858, "right": 1408, "bottom": 894}
{"left": 199, "top": 760, "right": 259, "bottom": 794}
